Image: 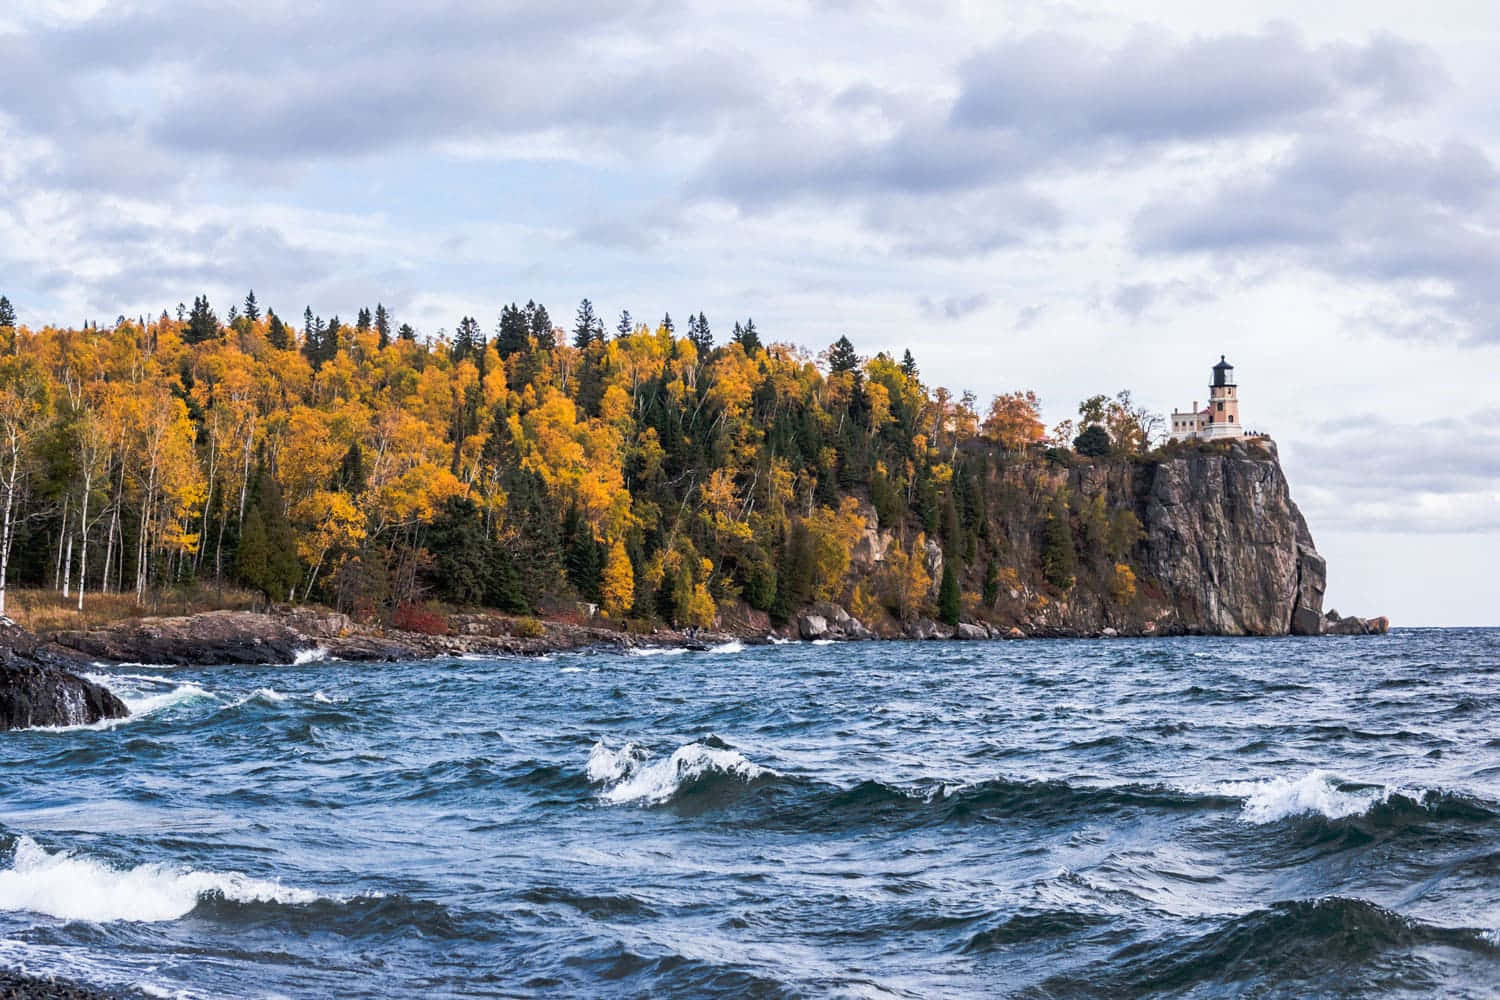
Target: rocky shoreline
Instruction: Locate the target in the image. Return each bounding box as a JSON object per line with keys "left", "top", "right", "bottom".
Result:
{"left": 0, "top": 968, "right": 134, "bottom": 999}
{"left": 0, "top": 601, "right": 1391, "bottom": 732}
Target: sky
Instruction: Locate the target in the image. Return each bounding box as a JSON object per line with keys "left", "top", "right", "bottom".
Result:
{"left": 1, "top": 0, "right": 1497, "bottom": 626}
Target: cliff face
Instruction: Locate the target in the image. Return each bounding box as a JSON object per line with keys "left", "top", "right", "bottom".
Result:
{"left": 841, "top": 438, "right": 1334, "bottom": 639}
{"left": 1136, "top": 441, "right": 1326, "bottom": 636}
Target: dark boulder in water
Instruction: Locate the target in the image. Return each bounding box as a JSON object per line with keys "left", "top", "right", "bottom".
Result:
{"left": 0, "top": 618, "right": 128, "bottom": 731}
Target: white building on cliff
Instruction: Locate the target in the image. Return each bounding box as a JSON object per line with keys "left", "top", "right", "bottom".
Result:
{"left": 1170, "top": 356, "right": 1254, "bottom": 442}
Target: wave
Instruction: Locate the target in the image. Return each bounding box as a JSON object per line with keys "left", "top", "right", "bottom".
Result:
{"left": 78, "top": 673, "right": 215, "bottom": 722}
{"left": 708, "top": 640, "right": 745, "bottom": 654}
{"left": 587, "top": 738, "right": 774, "bottom": 806}
{"left": 292, "top": 647, "right": 328, "bottom": 665}
{"left": 1211, "top": 771, "right": 1498, "bottom": 826}
{"left": 626, "top": 647, "right": 690, "bottom": 658}
{"left": 1060, "top": 897, "right": 1500, "bottom": 996}
{"left": 0, "top": 836, "right": 328, "bottom": 923}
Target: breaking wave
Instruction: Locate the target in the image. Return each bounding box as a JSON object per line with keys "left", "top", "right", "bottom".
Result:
{"left": 0, "top": 837, "right": 328, "bottom": 923}
{"left": 586, "top": 738, "right": 775, "bottom": 806}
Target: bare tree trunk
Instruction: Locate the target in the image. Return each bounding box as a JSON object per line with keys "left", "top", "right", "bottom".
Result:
{"left": 53, "top": 493, "right": 69, "bottom": 590}
{"left": 76, "top": 473, "right": 91, "bottom": 612}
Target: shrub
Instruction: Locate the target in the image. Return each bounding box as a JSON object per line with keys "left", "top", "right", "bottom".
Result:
{"left": 392, "top": 603, "right": 450, "bottom": 636}
{"left": 1073, "top": 424, "right": 1111, "bottom": 457}
{"left": 508, "top": 616, "right": 546, "bottom": 639}
{"left": 1110, "top": 563, "right": 1137, "bottom": 603}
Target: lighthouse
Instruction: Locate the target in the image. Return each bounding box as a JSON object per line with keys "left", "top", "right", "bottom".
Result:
{"left": 1170, "top": 356, "right": 1250, "bottom": 442}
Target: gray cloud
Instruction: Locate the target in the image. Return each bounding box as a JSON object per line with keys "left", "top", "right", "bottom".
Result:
{"left": 919, "top": 292, "right": 991, "bottom": 320}
{"left": 1133, "top": 133, "right": 1500, "bottom": 342}
{"left": 1288, "top": 410, "right": 1500, "bottom": 534}
{"left": 953, "top": 25, "right": 1439, "bottom": 141}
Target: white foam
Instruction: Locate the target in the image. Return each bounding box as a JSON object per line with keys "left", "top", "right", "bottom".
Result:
{"left": 1214, "top": 770, "right": 1395, "bottom": 824}
{"left": 75, "top": 674, "right": 215, "bottom": 723}
{"left": 587, "top": 739, "right": 773, "bottom": 805}
{"left": 767, "top": 636, "right": 798, "bottom": 645}
{"left": 626, "top": 646, "right": 689, "bottom": 657}
{"left": 559, "top": 666, "right": 584, "bottom": 674}
{"left": 292, "top": 647, "right": 328, "bottom": 665}
{"left": 707, "top": 640, "right": 744, "bottom": 654}
{"left": 811, "top": 639, "right": 835, "bottom": 646}
{"left": 311, "top": 690, "right": 335, "bottom": 704}
{"left": 0, "top": 837, "right": 325, "bottom": 923}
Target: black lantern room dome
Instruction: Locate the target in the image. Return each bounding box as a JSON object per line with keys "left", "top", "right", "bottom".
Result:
{"left": 1212, "top": 355, "right": 1235, "bottom": 387}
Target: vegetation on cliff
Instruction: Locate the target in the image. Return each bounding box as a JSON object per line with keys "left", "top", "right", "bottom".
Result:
{"left": 0, "top": 291, "right": 1232, "bottom": 634}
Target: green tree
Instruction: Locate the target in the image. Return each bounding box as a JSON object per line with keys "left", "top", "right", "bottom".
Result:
{"left": 184, "top": 295, "right": 219, "bottom": 344}
{"left": 1041, "top": 495, "right": 1077, "bottom": 591}
{"left": 938, "top": 560, "right": 961, "bottom": 625}
{"left": 374, "top": 303, "right": 391, "bottom": 349}
{"left": 572, "top": 299, "right": 603, "bottom": 349}
{"left": 688, "top": 312, "right": 713, "bottom": 356}
{"left": 266, "top": 310, "right": 289, "bottom": 350}
{"left": 827, "top": 335, "right": 859, "bottom": 374}
{"left": 495, "top": 303, "right": 530, "bottom": 359}
{"left": 1074, "top": 424, "right": 1111, "bottom": 457}
{"left": 242, "top": 289, "right": 261, "bottom": 322}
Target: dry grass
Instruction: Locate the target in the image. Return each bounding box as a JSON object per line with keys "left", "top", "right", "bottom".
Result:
{"left": 2, "top": 586, "right": 260, "bottom": 633}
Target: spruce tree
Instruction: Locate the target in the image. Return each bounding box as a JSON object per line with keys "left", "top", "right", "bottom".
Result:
{"left": 398, "top": 323, "right": 416, "bottom": 341}
{"left": 938, "top": 561, "right": 961, "bottom": 626}
{"left": 374, "top": 303, "right": 391, "bottom": 349}
{"left": 0, "top": 296, "right": 15, "bottom": 329}
{"left": 266, "top": 311, "right": 289, "bottom": 350}
{"left": 828, "top": 335, "right": 859, "bottom": 374}
{"left": 184, "top": 295, "right": 219, "bottom": 344}
{"left": 572, "top": 299, "right": 602, "bottom": 349}
{"left": 900, "top": 349, "right": 919, "bottom": 379}
{"left": 616, "top": 309, "right": 634, "bottom": 339}
{"left": 688, "top": 311, "right": 713, "bottom": 356}
{"left": 323, "top": 315, "right": 342, "bottom": 364}
{"left": 356, "top": 307, "right": 371, "bottom": 331}
{"left": 733, "top": 317, "right": 761, "bottom": 354}
{"left": 495, "top": 303, "right": 529, "bottom": 359}
{"left": 661, "top": 312, "right": 674, "bottom": 335}
{"left": 452, "top": 316, "right": 480, "bottom": 362}
{"left": 527, "top": 301, "right": 554, "bottom": 350}
{"left": 242, "top": 289, "right": 261, "bottom": 322}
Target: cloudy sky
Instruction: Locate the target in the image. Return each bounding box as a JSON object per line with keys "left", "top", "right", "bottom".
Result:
{"left": 2, "top": 0, "right": 1497, "bottom": 625}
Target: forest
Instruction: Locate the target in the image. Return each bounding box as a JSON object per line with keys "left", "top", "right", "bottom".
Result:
{"left": 0, "top": 291, "right": 1161, "bottom": 631}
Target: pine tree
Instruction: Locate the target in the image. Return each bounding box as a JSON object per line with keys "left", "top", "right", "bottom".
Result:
{"left": 572, "top": 299, "right": 602, "bottom": 349}
{"left": 828, "top": 335, "right": 859, "bottom": 374}
{"left": 184, "top": 295, "right": 219, "bottom": 344}
{"left": 661, "top": 312, "right": 674, "bottom": 335}
{"left": 374, "top": 303, "right": 391, "bottom": 349}
{"left": 983, "top": 558, "right": 1001, "bottom": 607}
{"left": 356, "top": 307, "right": 371, "bottom": 331}
{"left": 398, "top": 323, "right": 416, "bottom": 341}
{"left": 938, "top": 560, "right": 961, "bottom": 626}
{"left": 266, "top": 310, "right": 289, "bottom": 350}
{"left": 452, "top": 316, "right": 481, "bottom": 363}
{"left": 1041, "top": 495, "right": 1077, "bottom": 591}
{"left": 688, "top": 311, "right": 713, "bottom": 356}
{"left": 616, "top": 310, "right": 634, "bottom": 339}
{"left": 323, "top": 315, "right": 342, "bottom": 364}
{"left": 733, "top": 317, "right": 761, "bottom": 354}
{"left": 526, "top": 301, "right": 554, "bottom": 350}
{"left": 900, "top": 349, "right": 919, "bottom": 379}
{"left": 0, "top": 296, "right": 15, "bottom": 329}
{"left": 242, "top": 289, "right": 261, "bottom": 322}
{"left": 495, "top": 303, "right": 529, "bottom": 359}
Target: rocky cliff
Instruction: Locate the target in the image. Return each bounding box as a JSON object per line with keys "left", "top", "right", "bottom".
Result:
{"left": 0, "top": 618, "right": 128, "bottom": 730}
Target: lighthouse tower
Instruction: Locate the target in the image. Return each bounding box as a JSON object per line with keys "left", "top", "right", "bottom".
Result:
{"left": 1169, "top": 356, "right": 1249, "bottom": 441}
{"left": 1204, "top": 355, "right": 1239, "bottom": 439}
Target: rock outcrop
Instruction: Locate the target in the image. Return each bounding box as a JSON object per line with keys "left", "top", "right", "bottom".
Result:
{"left": 1, "top": 619, "right": 128, "bottom": 731}
{"left": 1322, "top": 610, "right": 1391, "bottom": 636}
{"left": 1138, "top": 440, "right": 1328, "bottom": 636}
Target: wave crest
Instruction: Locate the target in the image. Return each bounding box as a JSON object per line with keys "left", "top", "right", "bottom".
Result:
{"left": 0, "top": 837, "right": 327, "bottom": 923}
{"left": 586, "top": 738, "right": 774, "bottom": 806}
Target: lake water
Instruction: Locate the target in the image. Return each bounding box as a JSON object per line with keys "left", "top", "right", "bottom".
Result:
{"left": 2, "top": 631, "right": 1499, "bottom": 997}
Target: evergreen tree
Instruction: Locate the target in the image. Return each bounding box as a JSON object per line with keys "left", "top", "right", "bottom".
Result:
{"left": 374, "top": 303, "right": 391, "bottom": 349}
{"left": 1074, "top": 424, "right": 1111, "bottom": 457}
{"left": 495, "top": 303, "right": 530, "bottom": 359}
{"left": 239, "top": 468, "right": 300, "bottom": 603}
{"left": 661, "top": 312, "right": 674, "bottom": 335}
{"left": 323, "top": 315, "right": 342, "bottom": 364}
{"left": 572, "top": 298, "right": 603, "bottom": 349}
{"left": 688, "top": 311, "right": 713, "bottom": 356}
{"left": 242, "top": 289, "right": 260, "bottom": 322}
{"left": 356, "top": 307, "right": 371, "bottom": 331}
{"left": 184, "top": 295, "right": 219, "bottom": 344}
{"left": 733, "top": 317, "right": 761, "bottom": 354}
{"left": 0, "top": 296, "right": 15, "bottom": 330}
{"left": 452, "top": 316, "right": 481, "bottom": 363}
{"left": 900, "top": 349, "right": 919, "bottom": 379}
{"left": 526, "top": 301, "right": 554, "bottom": 350}
{"left": 333, "top": 443, "right": 366, "bottom": 494}
{"left": 983, "top": 558, "right": 1001, "bottom": 608}
{"left": 616, "top": 309, "right": 634, "bottom": 339}
{"left": 398, "top": 322, "right": 416, "bottom": 341}
{"left": 266, "top": 310, "right": 289, "bottom": 350}
{"left": 828, "top": 335, "right": 859, "bottom": 374}
{"left": 1041, "top": 495, "right": 1077, "bottom": 591}
{"left": 938, "top": 560, "right": 961, "bottom": 626}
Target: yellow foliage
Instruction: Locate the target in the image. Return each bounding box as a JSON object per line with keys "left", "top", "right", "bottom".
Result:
{"left": 1110, "top": 563, "right": 1137, "bottom": 603}
{"left": 601, "top": 540, "right": 635, "bottom": 617}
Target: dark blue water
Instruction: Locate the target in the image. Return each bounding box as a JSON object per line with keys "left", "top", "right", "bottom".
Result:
{"left": 3, "top": 631, "right": 1499, "bottom": 998}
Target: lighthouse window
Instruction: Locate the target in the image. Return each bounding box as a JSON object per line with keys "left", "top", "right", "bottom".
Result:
{"left": 1216, "top": 401, "right": 1224, "bottom": 411}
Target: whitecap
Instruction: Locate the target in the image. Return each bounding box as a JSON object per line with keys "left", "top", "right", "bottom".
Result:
{"left": 75, "top": 674, "right": 216, "bottom": 723}
{"left": 292, "top": 647, "right": 328, "bottom": 665}
{"left": 311, "top": 691, "right": 335, "bottom": 704}
{"left": 626, "top": 647, "right": 689, "bottom": 658}
{"left": 767, "top": 636, "right": 798, "bottom": 645}
{"left": 586, "top": 738, "right": 773, "bottom": 805}
{"left": 1214, "top": 770, "right": 1397, "bottom": 824}
{"left": 811, "top": 639, "right": 835, "bottom": 646}
{"left": 0, "top": 837, "right": 325, "bottom": 923}
{"left": 707, "top": 640, "right": 744, "bottom": 654}
{"left": 559, "top": 666, "right": 584, "bottom": 674}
